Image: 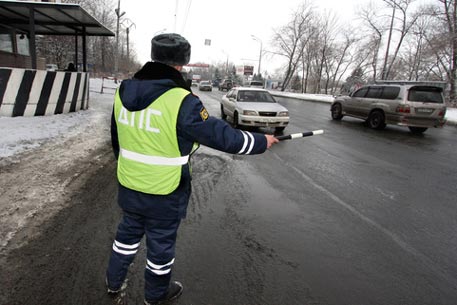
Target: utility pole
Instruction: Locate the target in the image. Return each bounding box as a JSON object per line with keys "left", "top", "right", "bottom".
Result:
{"left": 125, "top": 20, "right": 136, "bottom": 63}
{"left": 174, "top": 0, "right": 179, "bottom": 32}
{"left": 126, "top": 27, "right": 130, "bottom": 61}
{"left": 114, "top": 0, "right": 125, "bottom": 74}
{"left": 221, "top": 49, "right": 229, "bottom": 77}
{"left": 251, "top": 35, "right": 262, "bottom": 77}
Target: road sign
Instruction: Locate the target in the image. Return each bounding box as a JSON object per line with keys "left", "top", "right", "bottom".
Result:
{"left": 244, "top": 65, "right": 254, "bottom": 75}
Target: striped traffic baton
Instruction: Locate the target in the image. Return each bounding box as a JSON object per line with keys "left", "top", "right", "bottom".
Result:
{"left": 276, "top": 130, "right": 324, "bottom": 141}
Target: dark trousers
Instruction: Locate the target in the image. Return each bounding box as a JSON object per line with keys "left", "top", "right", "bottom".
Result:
{"left": 106, "top": 211, "right": 181, "bottom": 301}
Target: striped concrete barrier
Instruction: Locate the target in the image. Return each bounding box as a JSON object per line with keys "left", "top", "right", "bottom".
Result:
{"left": 0, "top": 68, "right": 89, "bottom": 117}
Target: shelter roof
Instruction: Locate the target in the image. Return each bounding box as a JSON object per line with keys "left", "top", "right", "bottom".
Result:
{"left": 0, "top": 0, "right": 114, "bottom": 36}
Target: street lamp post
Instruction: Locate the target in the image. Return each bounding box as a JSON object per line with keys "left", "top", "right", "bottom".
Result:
{"left": 251, "top": 35, "right": 263, "bottom": 76}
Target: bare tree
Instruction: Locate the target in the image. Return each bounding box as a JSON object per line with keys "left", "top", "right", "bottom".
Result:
{"left": 426, "top": 0, "right": 457, "bottom": 104}
{"left": 35, "top": 0, "right": 142, "bottom": 74}
{"left": 314, "top": 11, "right": 338, "bottom": 93}
{"left": 328, "top": 31, "right": 358, "bottom": 94}
{"left": 358, "top": 3, "right": 384, "bottom": 81}
{"left": 37, "top": 36, "right": 74, "bottom": 69}
{"left": 301, "top": 42, "right": 316, "bottom": 93}
{"left": 271, "top": 3, "right": 315, "bottom": 91}
{"left": 268, "top": 0, "right": 455, "bottom": 100}
{"left": 357, "top": 0, "right": 418, "bottom": 81}
{"left": 78, "top": 0, "right": 118, "bottom": 73}
{"left": 380, "top": 0, "right": 398, "bottom": 79}
{"left": 381, "top": 0, "right": 418, "bottom": 79}
{"left": 401, "top": 14, "right": 432, "bottom": 80}
{"left": 301, "top": 24, "right": 320, "bottom": 93}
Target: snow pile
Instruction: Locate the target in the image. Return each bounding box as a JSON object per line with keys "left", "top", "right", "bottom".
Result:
{"left": 0, "top": 78, "right": 115, "bottom": 158}
{"left": 270, "top": 91, "right": 335, "bottom": 103}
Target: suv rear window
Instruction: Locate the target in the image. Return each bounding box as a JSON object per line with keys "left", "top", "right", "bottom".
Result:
{"left": 408, "top": 86, "right": 444, "bottom": 104}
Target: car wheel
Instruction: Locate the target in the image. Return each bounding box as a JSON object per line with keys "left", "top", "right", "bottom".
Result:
{"left": 367, "top": 110, "right": 386, "bottom": 130}
{"left": 331, "top": 103, "right": 343, "bottom": 120}
{"left": 408, "top": 127, "right": 428, "bottom": 134}
{"left": 275, "top": 127, "right": 285, "bottom": 133}
{"left": 220, "top": 105, "right": 227, "bottom": 120}
{"left": 233, "top": 112, "right": 239, "bottom": 128}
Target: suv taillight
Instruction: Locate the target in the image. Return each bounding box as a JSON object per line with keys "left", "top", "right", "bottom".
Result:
{"left": 396, "top": 105, "right": 411, "bottom": 113}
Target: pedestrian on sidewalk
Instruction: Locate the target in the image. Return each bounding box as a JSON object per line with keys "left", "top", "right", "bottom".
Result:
{"left": 105, "top": 32, "right": 278, "bottom": 305}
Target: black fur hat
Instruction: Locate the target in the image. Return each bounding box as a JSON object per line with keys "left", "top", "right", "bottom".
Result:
{"left": 151, "top": 33, "right": 191, "bottom": 66}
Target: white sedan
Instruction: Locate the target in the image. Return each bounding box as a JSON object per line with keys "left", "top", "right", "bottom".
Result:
{"left": 220, "top": 87, "right": 289, "bottom": 132}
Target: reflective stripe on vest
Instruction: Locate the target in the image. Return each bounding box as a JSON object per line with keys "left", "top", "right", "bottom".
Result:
{"left": 120, "top": 148, "right": 189, "bottom": 166}
{"left": 114, "top": 87, "right": 190, "bottom": 195}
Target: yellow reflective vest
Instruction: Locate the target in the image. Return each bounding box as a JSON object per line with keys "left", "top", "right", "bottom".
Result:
{"left": 114, "top": 87, "right": 193, "bottom": 195}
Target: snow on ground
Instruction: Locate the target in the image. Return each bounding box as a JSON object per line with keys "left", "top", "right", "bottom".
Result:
{"left": 0, "top": 80, "right": 456, "bottom": 159}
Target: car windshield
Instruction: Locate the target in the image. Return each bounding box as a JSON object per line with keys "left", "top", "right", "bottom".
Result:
{"left": 200, "top": 81, "right": 210, "bottom": 85}
{"left": 408, "top": 86, "right": 444, "bottom": 104}
{"left": 237, "top": 91, "right": 275, "bottom": 103}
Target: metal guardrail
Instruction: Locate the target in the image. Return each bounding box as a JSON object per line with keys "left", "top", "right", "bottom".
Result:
{"left": 100, "top": 76, "right": 119, "bottom": 94}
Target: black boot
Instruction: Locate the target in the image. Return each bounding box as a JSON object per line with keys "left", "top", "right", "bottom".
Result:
{"left": 144, "top": 281, "right": 183, "bottom": 305}
{"left": 106, "top": 277, "right": 128, "bottom": 305}
{"left": 106, "top": 277, "right": 128, "bottom": 295}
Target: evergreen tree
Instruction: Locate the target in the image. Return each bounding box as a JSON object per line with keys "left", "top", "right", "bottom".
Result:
{"left": 291, "top": 74, "right": 302, "bottom": 91}
{"left": 341, "top": 67, "right": 364, "bottom": 94}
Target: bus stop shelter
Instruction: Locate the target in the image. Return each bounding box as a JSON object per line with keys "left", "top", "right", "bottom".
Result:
{"left": 0, "top": 0, "right": 114, "bottom": 71}
{"left": 0, "top": 0, "right": 115, "bottom": 117}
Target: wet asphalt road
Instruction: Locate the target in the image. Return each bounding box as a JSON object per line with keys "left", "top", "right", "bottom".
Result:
{"left": 1, "top": 89, "right": 457, "bottom": 305}
{"left": 187, "top": 90, "right": 457, "bottom": 305}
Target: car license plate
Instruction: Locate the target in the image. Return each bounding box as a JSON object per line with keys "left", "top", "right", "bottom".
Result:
{"left": 416, "top": 108, "right": 433, "bottom": 114}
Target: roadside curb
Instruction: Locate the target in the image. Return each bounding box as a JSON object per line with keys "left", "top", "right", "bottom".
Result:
{"left": 269, "top": 92, "right": 333, "bottom": 104}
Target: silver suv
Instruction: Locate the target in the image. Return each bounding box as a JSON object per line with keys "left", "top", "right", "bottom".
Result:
{"left": 330, "top": 81, "right": 447, "bottom": 134}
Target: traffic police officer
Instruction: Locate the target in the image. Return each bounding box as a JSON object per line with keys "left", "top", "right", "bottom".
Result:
{"left": 105, "top": 33, "right": 279, "bottom": 305}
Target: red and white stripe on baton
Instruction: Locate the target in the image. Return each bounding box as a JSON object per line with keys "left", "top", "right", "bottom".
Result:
{"left": 276, "top": 129, "right": 324, "bottom": 141}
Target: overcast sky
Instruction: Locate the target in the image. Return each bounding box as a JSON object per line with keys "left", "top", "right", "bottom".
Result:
{"left": 120, "top": 0, "right": 366, "bottom": 74}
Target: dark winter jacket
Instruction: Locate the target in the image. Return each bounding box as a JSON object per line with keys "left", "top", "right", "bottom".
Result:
{"left": 111, "top": 61, "right": 268, "bottom": 219}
